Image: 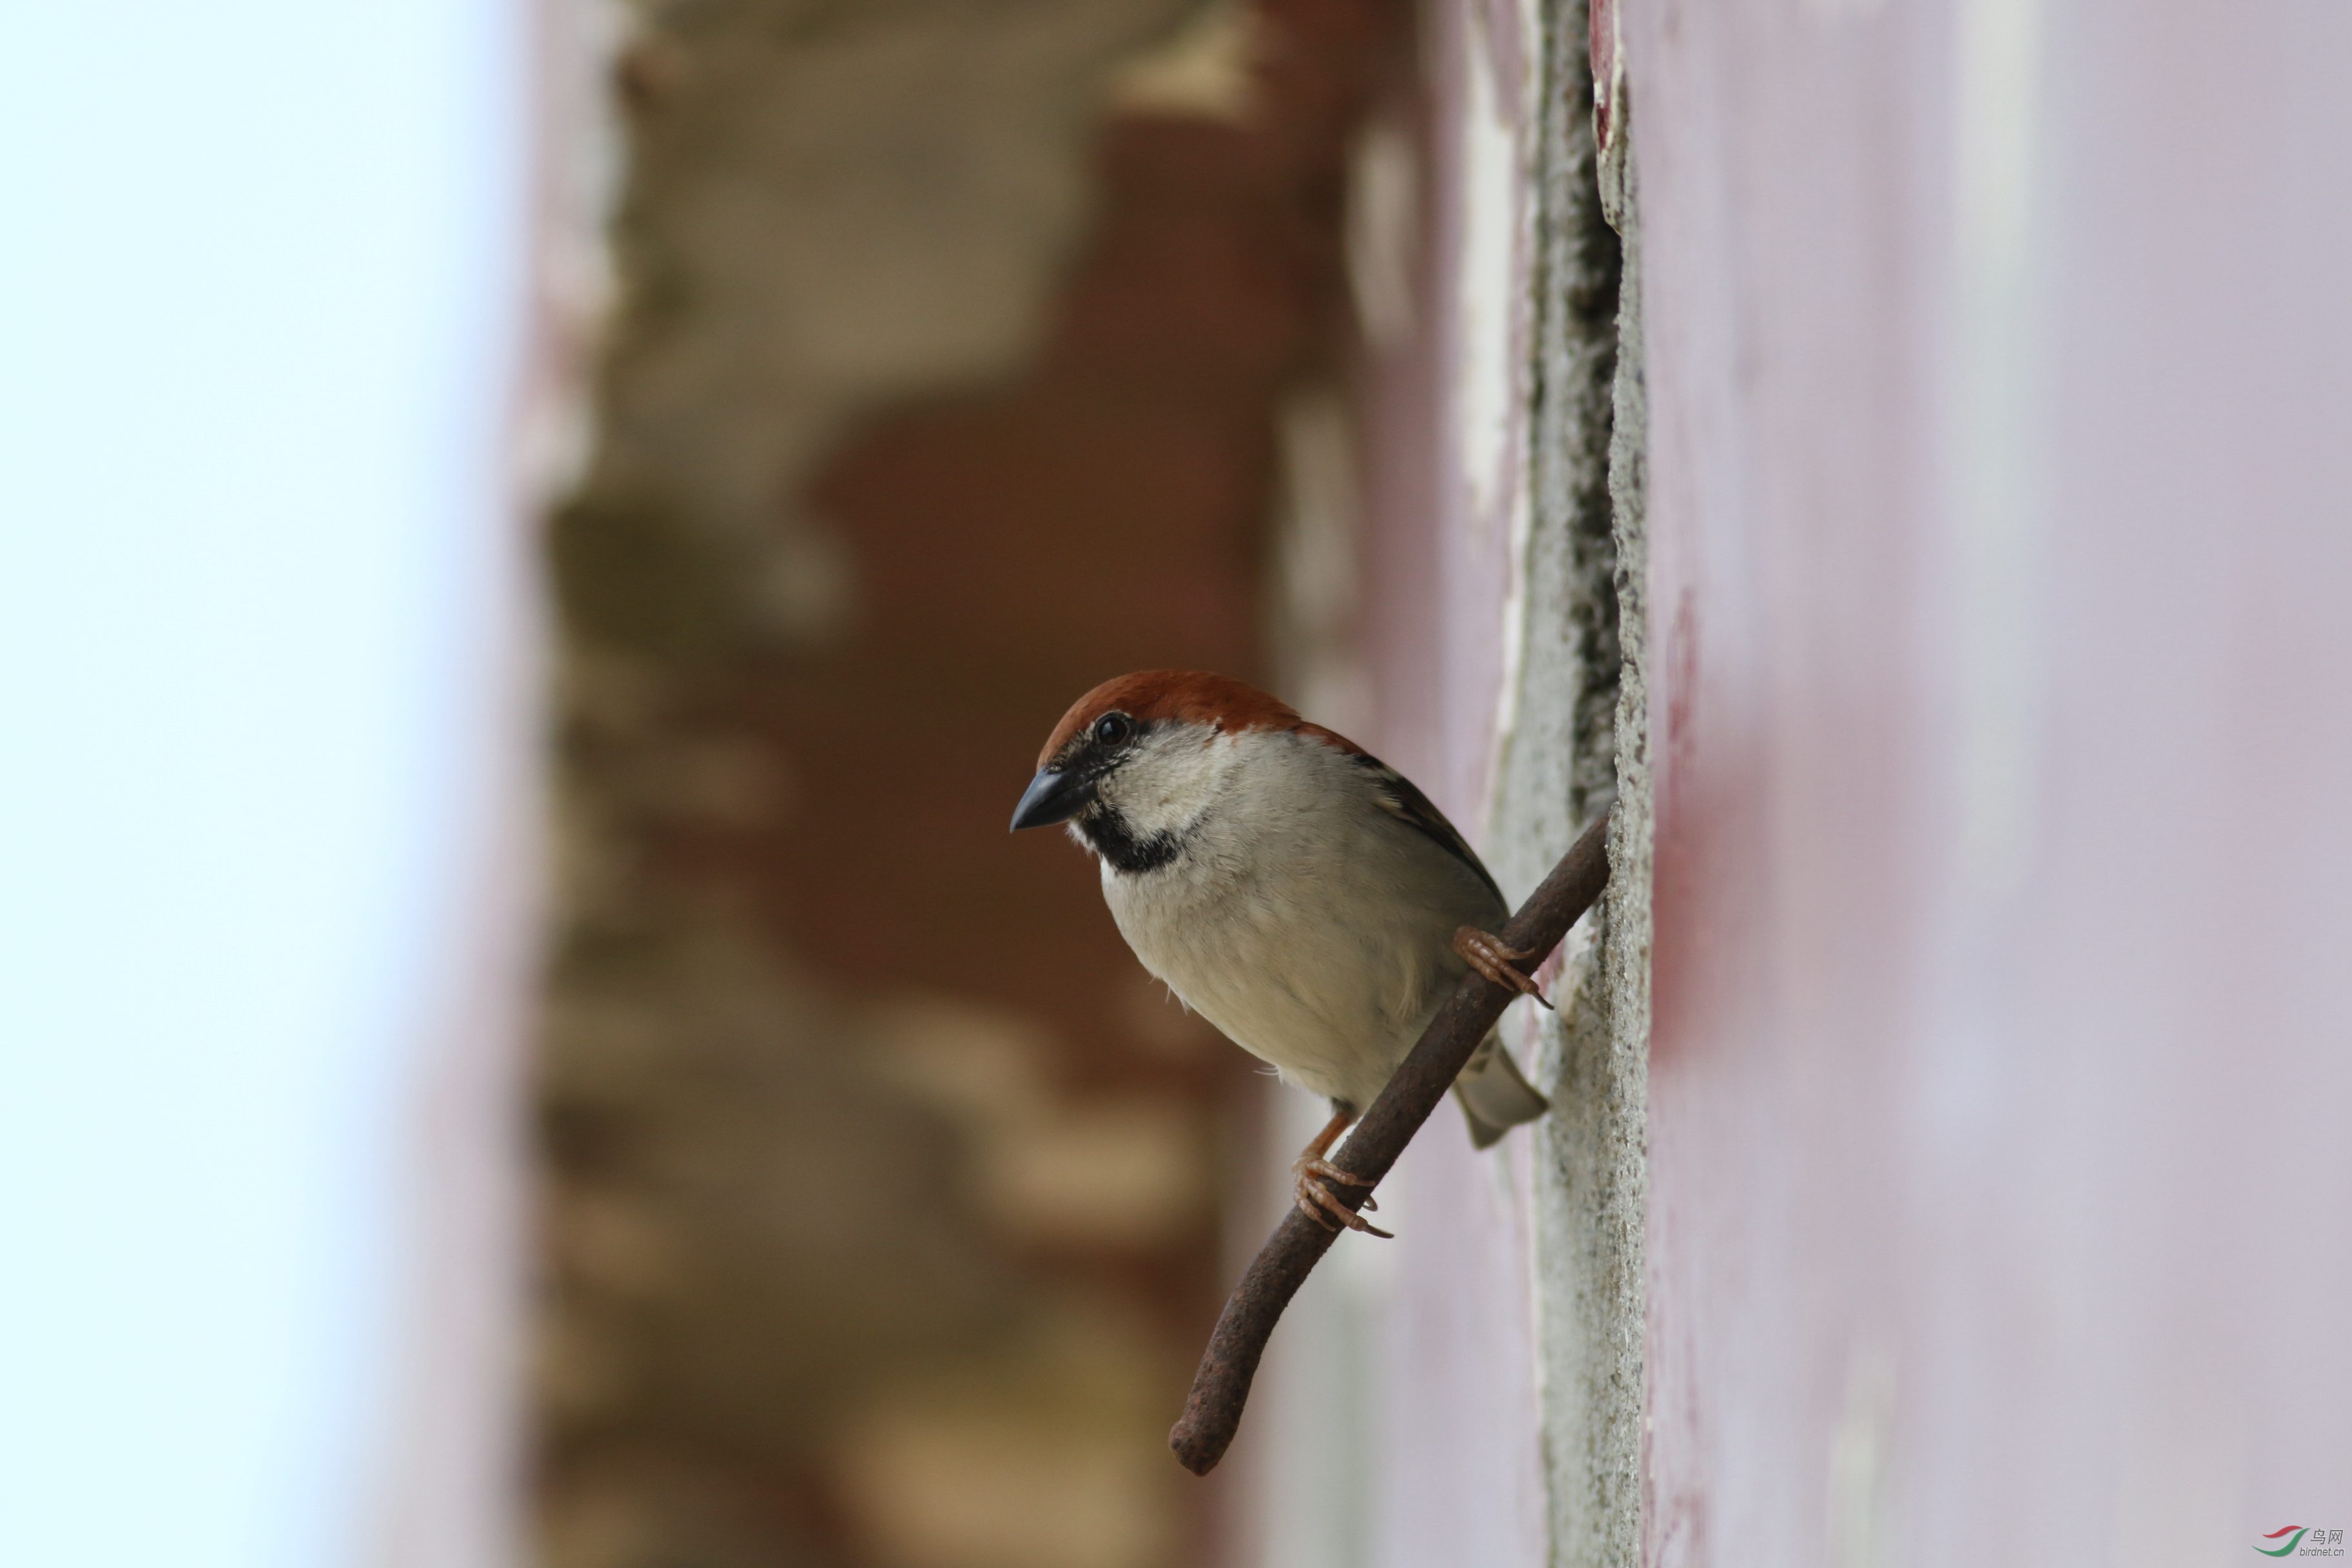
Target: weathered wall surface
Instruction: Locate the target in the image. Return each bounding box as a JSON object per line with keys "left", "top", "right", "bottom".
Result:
{"left": 1512, "top": 5, "right": 1645, "bottom": 1565}
{"left": 539, "top": 3, "right": 1404, "bottom": 1565}
{"left": 1625, "top": 1, "right": 2352, "bottom": 1562}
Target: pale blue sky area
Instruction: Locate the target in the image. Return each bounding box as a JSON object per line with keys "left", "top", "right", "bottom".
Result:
{"left": 0, "top": 4, "right": 525, "bottom": 1563}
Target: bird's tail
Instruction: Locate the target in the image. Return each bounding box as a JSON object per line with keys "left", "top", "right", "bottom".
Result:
{"left": 1452, "top": 1031, "right": 1549, "bottom": 1148}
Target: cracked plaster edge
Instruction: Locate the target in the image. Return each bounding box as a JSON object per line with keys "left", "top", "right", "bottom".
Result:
{"left": 1483, "top": 4, "right": 1649, "bottom": 1562}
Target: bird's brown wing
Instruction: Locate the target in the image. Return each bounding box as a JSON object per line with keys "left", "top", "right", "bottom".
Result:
{"left": 1351, "top": 754, "right": 1508, "bottom": 910}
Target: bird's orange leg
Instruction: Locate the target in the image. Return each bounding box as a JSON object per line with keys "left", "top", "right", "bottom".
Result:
{"left": 1453, "top": 926, "right": 1554, "bottom": 1010}
{"left": 1293, "top": 1107, "right": 1392, "bottom": 1239}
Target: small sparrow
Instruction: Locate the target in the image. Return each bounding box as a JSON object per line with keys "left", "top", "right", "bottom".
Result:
{"left": 1010, "top": 671, "right": 1550, "bottom": 1236}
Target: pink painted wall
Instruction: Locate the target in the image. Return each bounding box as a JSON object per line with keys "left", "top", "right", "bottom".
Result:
{"left": 1630, "top": 1, "right": 2352, "bottom": 1562}
{"left": 1253, "top": 3, "right": 2350, "bottom": 1563}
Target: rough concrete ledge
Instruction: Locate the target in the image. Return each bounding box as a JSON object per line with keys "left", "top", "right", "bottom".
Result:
{"left": 1484, "top": 2, "right": 1649, "bottom": 1562}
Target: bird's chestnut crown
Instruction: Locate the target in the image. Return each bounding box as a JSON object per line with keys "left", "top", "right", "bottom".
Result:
{"left": 1032, "top": 670, "right": 1307, "bottom": 769}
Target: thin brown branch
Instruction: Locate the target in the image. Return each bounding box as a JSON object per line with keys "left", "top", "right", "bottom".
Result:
{"left": 1168, "top": 810, "right": 1614, "bottom": 1475}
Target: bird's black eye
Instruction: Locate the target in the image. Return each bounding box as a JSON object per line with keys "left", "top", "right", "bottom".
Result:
{"left": 1093, "top": 712, "right": 1134, "bottom": 747}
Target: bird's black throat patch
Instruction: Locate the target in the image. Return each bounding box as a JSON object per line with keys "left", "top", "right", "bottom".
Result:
{"left": 1075, "top": 804, "right": 1182, "bottom": 874}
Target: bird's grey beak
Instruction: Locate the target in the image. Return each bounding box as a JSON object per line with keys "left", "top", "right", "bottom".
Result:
{"left": 1010, "top": 767, "right": 1093, "bottom": 831}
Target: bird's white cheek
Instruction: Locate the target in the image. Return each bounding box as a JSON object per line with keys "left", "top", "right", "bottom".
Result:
{"left": 1100, "top": 734, "right": 1234, "bottom": 839}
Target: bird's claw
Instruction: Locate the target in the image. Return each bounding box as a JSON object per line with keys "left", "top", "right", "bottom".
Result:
{"left": 1293, "top": 1157, "right": 1392, "bottom": 1239}
{"left": 1453, "top": 926, "right": 1554, "bottom": 1010}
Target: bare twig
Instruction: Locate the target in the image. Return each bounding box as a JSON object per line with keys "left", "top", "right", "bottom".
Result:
{"left": 1168, "top": 810, "right": 1613, "bottom": 1475}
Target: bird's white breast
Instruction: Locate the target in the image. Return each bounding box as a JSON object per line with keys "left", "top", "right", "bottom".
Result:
{"left": 1099, "top": 729, "right": 1503, "bottom": 1109}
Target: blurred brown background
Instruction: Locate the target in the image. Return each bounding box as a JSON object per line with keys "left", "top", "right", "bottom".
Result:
{"left": 536, "top": 3, "right": 1406, "bottom": 1563}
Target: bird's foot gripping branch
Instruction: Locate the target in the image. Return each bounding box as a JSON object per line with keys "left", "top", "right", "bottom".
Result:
{"left": 1166, "top": 811, "right": 1612, "bottom": 1476}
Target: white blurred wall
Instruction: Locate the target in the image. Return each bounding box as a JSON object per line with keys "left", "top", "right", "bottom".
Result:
{"left": 0, "top": 5, "right": 552, "bottom": 1564}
